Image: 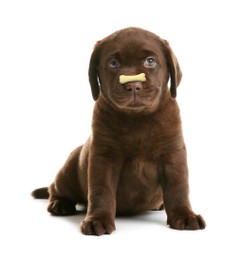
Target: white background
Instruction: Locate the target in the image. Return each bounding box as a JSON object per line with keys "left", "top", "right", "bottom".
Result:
{"left": 1, "top": 0, "right": 242, "bottom": 259}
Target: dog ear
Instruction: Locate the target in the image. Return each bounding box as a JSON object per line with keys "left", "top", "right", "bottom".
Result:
{"left": 161, "top": 40, "right": 182, "bottom": 98}
{"left": 88, "top": 41, "right": 102, "bottom": 101}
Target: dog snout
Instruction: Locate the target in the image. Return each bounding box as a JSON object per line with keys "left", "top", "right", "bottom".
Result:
{"left": 124, "top": 82, "right": 143, "bottom": 93}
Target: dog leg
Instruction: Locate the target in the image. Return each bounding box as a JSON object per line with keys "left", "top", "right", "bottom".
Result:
{"left": 162, "top": 151, "right": 206, "bottom": 230}
{"left": 80, "top": 153, "right": 121, "bottom": 235}
{"left": 80, "top": 183, "right": 117, "bottom": 235}
{"left": 47, "top": 194, "right": 77, "bottom": 216}
{"left": 47, "top": 146, "right": 86, "bottom": 216}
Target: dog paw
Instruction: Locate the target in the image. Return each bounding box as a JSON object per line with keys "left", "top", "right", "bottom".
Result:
{"left": 80, "top": 216, "right": 116, "bottom": 236}
{"left": 167, "top": 212, "right": 206, "bottom": 230}
{"left": 47, "top": 199, "right": 76, "bottom": 216}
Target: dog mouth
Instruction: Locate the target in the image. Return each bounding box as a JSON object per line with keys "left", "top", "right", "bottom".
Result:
{"left": 120, "top": 94, "right": 147, "bottom": 111}
{"left": 109, "top": 83, "right": 161, "bottom": 112}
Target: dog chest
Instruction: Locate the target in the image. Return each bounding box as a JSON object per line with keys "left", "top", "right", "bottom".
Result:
{"left": 115, "top": 157, "right": 163, "bottom": 214}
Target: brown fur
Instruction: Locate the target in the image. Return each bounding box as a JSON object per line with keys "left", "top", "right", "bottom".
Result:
{"left": 32, "top": 27, "right": 206, "bottom": 235}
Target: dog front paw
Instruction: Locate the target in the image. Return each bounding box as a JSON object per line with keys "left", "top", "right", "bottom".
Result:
{"left": 167, "top": 211, "right": 206, "bottom": 230}
{"left": 81, "top": 215, "right": 116, "bottom": 236}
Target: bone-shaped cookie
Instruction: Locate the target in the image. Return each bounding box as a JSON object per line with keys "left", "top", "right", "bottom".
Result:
{"left": 119, "top": 73, "right": 146, "bottom": 84}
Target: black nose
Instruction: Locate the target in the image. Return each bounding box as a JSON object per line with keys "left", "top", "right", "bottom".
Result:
{"left": 124, "top": 82, "right": 143, "bottom": 92}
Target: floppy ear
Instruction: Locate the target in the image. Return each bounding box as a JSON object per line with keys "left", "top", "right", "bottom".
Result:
{"left": 88, "top": 41, "right": 102, "bottom": 101}
{"left": 162, "top": 40, "right": 182, "bottom": 98}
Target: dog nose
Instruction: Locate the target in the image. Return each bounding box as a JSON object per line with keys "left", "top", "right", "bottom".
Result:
{"left": 124, "top": 82, "right": 143, "bottom": 92}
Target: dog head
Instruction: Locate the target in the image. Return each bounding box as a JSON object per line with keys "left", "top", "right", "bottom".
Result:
{"left": 89, "top": 27, "right": 182, "bottom": 113}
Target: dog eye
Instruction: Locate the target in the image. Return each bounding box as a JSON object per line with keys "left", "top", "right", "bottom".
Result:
{"left": 108, "top": 58, "right": 120, "bottom": 69}
{"left": 144, "top": 57, "right": 157, "bottom": 68}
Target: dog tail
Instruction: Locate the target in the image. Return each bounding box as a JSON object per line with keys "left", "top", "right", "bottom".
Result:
{"left": 31, "top": 187, "right": 49, "bottom": 199}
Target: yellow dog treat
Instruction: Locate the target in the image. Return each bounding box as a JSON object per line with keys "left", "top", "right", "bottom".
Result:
{"left": 119, "top": 73, "right": 146, "bottom": 84}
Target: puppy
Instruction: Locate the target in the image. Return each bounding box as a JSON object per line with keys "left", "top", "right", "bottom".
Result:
{"left": 32, "top": 27, "right": 206, "bottom": 235}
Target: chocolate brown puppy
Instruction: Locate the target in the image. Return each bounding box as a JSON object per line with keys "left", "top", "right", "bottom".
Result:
{"left": 32, "top": 27, "right": 206, "bottom": 235}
